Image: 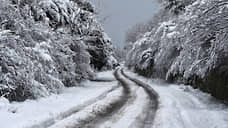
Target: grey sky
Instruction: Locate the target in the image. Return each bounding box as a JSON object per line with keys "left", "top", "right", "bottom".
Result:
{"left": 89, "top": 0, "right": 161, "bottom": 48}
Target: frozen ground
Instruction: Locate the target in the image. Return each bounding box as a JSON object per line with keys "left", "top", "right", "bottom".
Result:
{"left": 124, "top": 69, "right": 228, "bottom": 128}
{"left": 0, "top": 71, "right": 117, "bottom": 128}
{"left": 98, "top": 70, "right": 150, "bottom": 128}
{"left": 1, "top": 69, "right": 227, "bottom": 128}
{"left": 50, "top": 68, "right": 154, "bottom": 128}
{"left": 49, "top": 85, "right": 124, "bottom": 128}
{"left": 94, "top": 70, "right": 116, "bottom": 81}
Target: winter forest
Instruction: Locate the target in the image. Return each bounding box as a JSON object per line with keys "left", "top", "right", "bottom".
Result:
{"left": 0, "top": 0, "right": 228, "bottom": 128}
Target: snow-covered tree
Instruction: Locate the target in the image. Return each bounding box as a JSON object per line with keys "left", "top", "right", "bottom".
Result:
{"left": 0, "top": 0, "right": 117, "bottom": 101}
{"left": 126, "top": 0, "right": 228, "bottom": 101}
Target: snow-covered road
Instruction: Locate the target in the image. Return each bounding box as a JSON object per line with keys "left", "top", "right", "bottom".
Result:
{"left": 124, "top": 69, "right": 228, "bottom": 128}
{"left": 0, "top": 69, "right": 158, "bottom": 128}
{"left": 93, "top": 68, "right": 158, "bottom": 128}
{"left": 1, "top": 68, "right": 228, "bottom": 128}
{"left": 48, "top": 68, "right": 158, "bottom": 128}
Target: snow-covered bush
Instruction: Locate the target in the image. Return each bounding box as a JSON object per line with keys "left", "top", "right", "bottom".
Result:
{"left": 0, "top": 0, "right": 117, "bottom": 101}
{"left": 126, "top": 0, "right": 228, "bottom": 101}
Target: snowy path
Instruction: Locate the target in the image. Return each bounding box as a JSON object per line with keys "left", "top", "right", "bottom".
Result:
{"left": 48, "top": 69, "right": 128, "bottom": 128}
{"left": 1, "top": 68, "right": 228, "bottom": 128}
{"left": 0, "top": 69, "right": 158, "bottom": 128}
{"left": 92, "top": 68, "right": 158, "bottom": 128}
{"left": 47, "top": 68, "right": 158, "bottom": 128}
{"left": 124, "top": 69, "right": 228, "bottom": 128}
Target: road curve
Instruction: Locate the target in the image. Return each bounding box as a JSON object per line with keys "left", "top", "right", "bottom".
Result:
{"left": 88, "top": 68, "right": 159, "bottom": 128}
{"left": 30, "top": 69, "right": 159, "bottom": 128}
{"left": 28, "top": 83, "right": 120, "bottom": 128}
{"left": 46, "top": 69, "right": 131, "bottom": 128}
{"left": 121, "top": 69, "right": 159, "bottom": 128}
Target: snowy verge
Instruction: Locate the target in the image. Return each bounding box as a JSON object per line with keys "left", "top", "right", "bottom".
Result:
{"left": 93, "top": 70, "right": 116, "bottom": 81}
{"left": 0, "top": 80, "right": 117, "bottom": 128}
{"left": 124, "top": 69, "right": 228, "bottom": 128}
{"left": 49, "top": 85, "right": 124, "bottom": 128}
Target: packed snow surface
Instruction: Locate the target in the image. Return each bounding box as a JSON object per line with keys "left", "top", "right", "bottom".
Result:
{"left": 99, "top": 77, "right": 149, "bottom": 128}
{"left": 49, "top": 84, "right": 123, "bottom": 128}
{"left": 0, "top": 71, "right": 117, "bottom": 128}
{"left": 95, "top": 70, "right": 116, "bottom": 81}
{"left": 125, "top": 70, "right": 228, "bottom": 128}
{"left": 2, "top": 69, "right": 228, "bottom": 128}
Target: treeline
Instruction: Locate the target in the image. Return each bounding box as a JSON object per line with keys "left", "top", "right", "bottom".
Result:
{"left": 0, "top": 0, "right": 117, "bottom": 102}
{"left": 125, "top": 0, "right": 228, "bottom": 102}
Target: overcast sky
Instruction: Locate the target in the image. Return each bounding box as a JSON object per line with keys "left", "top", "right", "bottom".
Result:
{"left": 89, "top": 0, "right": 161, "bottom": 48}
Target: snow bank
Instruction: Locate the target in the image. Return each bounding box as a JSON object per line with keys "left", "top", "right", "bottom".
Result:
{"left": 125, "top": 70, "right": 228, "bottom": 128}
{"left": 125, "top": 0, "right": 228, "bottom": 101}
{"left": 94, "top": 70, "right": 116, "bottom": 81}
{"left": 0, "top": 80, "right": 117, "bottom": 128}
{"left": 0, "top": 0, "right": 117, "bottom": 101}
{"left": 49, "top": 85, "right": 123, "bottom": 128}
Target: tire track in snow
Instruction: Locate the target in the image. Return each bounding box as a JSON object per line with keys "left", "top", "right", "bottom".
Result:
{"left": 83, "top": 68, "right": 133, "bottom": 128}
{"left": 89, "top": 68, "right": 159, "bottom": 128}
{"left": 30, "top": 68, "right": 159, "bottom": 128}
{"left": 125, "top": 70, "right": 228, "bottom": 128}
{"left": 121, "top": 69, "right": 159, "bottom": 128}
{"left": 28, "top": 81, "right": 119, "bottom": 128}
{"left": 45, "top": 69, "right": 131, "bottom": 128}
{"left": 85, "top": 68, "right": 138, "bottom": 128}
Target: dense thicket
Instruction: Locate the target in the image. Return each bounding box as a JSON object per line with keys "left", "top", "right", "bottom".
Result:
{"left": 126, "top": 0, "right": 228, "bottom": 102}
{"left": 0, "top": 0, "right": 117, "bottom": 101}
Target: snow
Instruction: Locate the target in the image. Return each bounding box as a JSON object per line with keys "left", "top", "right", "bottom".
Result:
{"left": 0, "top": 30, "right": 11, "bottom": 38}
{"left": 2, "top": 67, "right": 228, "bottom": 128}
{"left": 103, "top": 32, "right": 111, "bottom": 42}
{"left": 94, "top": 70, "right": 116, "bottom": 81}
{"left": 47, "top": 70, "right": 150, "bottom": 128}
{"left": 99, "top": 80, "right": 149, "bottom": 128}
{"left": 49, "top": 85, "right": 123, "bottom": 128}
{"left": 33, "top": 42, "right": 53, "bottom": 62}
{"left": 88, "top": 69, "right": 150, "bottom": 128}
{"left": 0, "top": 97, "right": 10, "bottom": 109}
{"left": 107, "top": 56, "right": 118, "bottom": 67}
{"left": 0, "top": 80, "right": 117, "bottom": 128}
{"left": 124, "top": 69, "right": 228, "bottom": 128}
{"left": 167, "top": 31, "right": 180, "bottom": 38}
